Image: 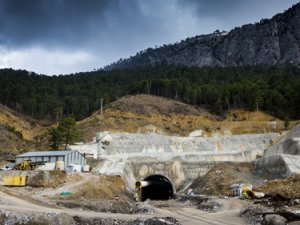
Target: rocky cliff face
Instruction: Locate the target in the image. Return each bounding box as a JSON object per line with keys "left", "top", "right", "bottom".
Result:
{"left": 105, "top": 3, "right": 300, "bottom": 70}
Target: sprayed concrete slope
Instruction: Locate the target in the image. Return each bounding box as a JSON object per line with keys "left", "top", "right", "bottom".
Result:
{"left": 254, "top": 124, "right": 300, "bottom": 176}
{"left": 254, "top": 154, "right": 300, "bottom": 177}
{"left": 264, "top": 123, "right": 300, "bottom": 156}
{"left": 70, "top": 132, "right": 278, "bottom": 191}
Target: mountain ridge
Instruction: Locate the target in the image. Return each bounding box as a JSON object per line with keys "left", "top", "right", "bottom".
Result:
{"left": 105, "top": 3, "right": 300, "bottom": 70}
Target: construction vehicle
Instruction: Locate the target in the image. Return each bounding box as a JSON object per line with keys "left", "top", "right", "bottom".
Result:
{"left": 13, "top": 160, "right": 46, "bottom": 170}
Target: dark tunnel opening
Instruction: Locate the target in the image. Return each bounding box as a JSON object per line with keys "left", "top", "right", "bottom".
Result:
{"left": 140, "top": 175, "right": 174, "bottom": 201}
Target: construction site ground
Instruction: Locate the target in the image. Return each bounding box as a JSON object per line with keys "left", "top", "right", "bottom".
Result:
{"left": 0, "top": 180, "right": 249, "bottom": 225}
{"left": 0, "top": 162, "right": 299, "bottom": 225}
{"left": 0, "top": 95, "right": 300, "bottom": 224}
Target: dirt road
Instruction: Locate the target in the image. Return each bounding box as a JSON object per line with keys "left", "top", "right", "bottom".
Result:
{"left": 0, "top": 188, "right": 151, "bottom": 221}
{"left": 0, "top": 188, "right": 247, "bottom": 225}
{"left": 157, "top": 207, "right": 246, "bottom": 225}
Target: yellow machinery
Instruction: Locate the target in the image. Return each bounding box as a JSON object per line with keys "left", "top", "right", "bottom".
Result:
{"left": 134, "top": 180, "right": 142, "bottom": 201}
{"left": 3, "top": 176, "right": 26, "bottom": 186}
{"left": 14, "top": 160, "right": 46, "bottom": 170}
{"left": 14, "top": 161, "right": 30, "bottom": 170}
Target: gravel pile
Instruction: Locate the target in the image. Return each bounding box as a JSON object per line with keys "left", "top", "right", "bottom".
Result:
{"left": 0, "top": 210, "right": 180, "bottom": 225}
{"left": 131, "top": 202, "right": 157, "bottom": 214}
{"left": 128, "top": 217, "right": 181, "bottom": 225}
{"left": 239, "top": 205, "right": 267, "bottom": 225}
{"left": 0, "top": 210, "right": 73, "bottom": 225}
{"left": 0, "top": 210, "right": 34, "bottom": 225}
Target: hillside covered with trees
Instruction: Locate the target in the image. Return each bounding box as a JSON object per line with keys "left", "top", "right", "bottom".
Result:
{"left": 1, "top": 65, "right": 300, "bottom": 121}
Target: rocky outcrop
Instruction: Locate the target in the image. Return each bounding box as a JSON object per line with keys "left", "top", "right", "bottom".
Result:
{"left": 105, "top": 3, "right": 300, "bottom": 70}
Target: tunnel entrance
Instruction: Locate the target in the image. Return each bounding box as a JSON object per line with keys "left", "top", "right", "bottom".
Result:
{"left": 139, "top": 174, "right": 174, "bottom": 201}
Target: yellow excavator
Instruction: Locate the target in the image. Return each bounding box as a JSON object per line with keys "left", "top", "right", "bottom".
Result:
{"left": 14, "top": 160, "right": 46, "bottom": 170}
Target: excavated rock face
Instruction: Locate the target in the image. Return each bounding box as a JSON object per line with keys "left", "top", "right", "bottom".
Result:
{"left": 106, "top": 3, "right": 300, "bottom": 70}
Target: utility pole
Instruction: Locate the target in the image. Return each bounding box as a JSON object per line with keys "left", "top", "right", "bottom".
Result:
{"left": 100, "top": 98, "right": 103, "bottom": 115}
{"left": 95, "top": 132, "right": 100, "bottom": 159}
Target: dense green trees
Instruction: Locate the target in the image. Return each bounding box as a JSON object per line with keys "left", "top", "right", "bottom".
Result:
{"left": 0, "top": 65, "right": 300, "bottom": 121}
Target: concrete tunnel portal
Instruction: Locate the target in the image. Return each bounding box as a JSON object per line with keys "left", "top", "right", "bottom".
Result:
{"left": 136, "top": 174, "right": 175, "bottom": 201}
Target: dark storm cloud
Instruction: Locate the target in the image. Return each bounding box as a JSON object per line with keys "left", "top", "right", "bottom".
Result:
{"left": 0, "top": 0, "right": 182, "bottom": 52}
{"left": 0, "top": 0, "right": 116, "bottom": 48}
{"left": 179, "top": 0, "right": 299, "bottom": 26}
{"left": 0, "top": 0, "right": 298, "bottom": 49}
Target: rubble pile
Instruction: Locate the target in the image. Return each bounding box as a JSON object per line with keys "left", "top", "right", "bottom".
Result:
{"left": 179, "top": 195, "right": 224, "bottom": 212}
{"left": 73, "top": 216, "right": 181, "bottom": 225}
{"left": 57, "top": 199, "right": 134, "bottom": 214}
{"left": 57, "top": 199, "right": 157, "bottom": 214}
{"left": 256, "top": 174, "right": 300, "bottom": 199}
{"left": 240, "top": 206, "right": 300, "bottom": 225}
{"left": 188, "top": 162, "right": 268, "bottom": 196}
{"left": 131, "top": 202, "right": 157, "bottom": 214}
{"left": 0, "top": 210, "right": 34, "bottom": 225}
{"left": 0, "top": 210, "right": 180, "bottom": 225}
{"left": 239, "top": 205, "right": 268, "bottom": 225}
{"left": 196, "top": 198, "right": 223, "bottom": 212}
{"left": 26, "top": 171, "right": 67, "bottom": 188}
{"left": 128, "top": 217, "right": 181, "bottom": 225}
{"left": 65, "top": 175, "right": 128, "bottom": 200}
{"left": 0, "top": 210, "right": 73, "bottom": 225}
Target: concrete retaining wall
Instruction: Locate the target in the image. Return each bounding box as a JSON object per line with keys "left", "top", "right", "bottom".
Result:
{"left": 101, "top": 133, "right": 278, "bottom": 154}
{"left": 70, "top": 132, "right": 278, "bottom": 156}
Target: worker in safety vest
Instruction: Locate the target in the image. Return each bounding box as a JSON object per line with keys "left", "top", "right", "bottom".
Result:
{"left": 134, "top": 192, "right": 139, "bottom": 201}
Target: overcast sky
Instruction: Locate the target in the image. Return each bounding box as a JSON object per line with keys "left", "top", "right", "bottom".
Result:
{"left": 0, "top": 0, "right": 299, "bottom": 75}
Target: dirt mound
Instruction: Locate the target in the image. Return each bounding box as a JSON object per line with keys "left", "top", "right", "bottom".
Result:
{"left": 256, "top": 174, "right": 300, "bottom": 199}
{"left": 66, "top": 175, "right": 128, "bottom": 200}
{"left": 188, "top": 162, "right": 275, "bottom": 196}
{"left": 27, "top": 171, "right": 67, "bottom": 188}
{"left": 110, "top": 94, "right": 210, "bottom": 116}
{"left": 78, "top": 94, "right": 289, "bottom": 141}
{"left": 56, "top": 175, "right": 134, "bottom": 214}
{"left": 78, "top": 95, "right": 217, "bottom": 140}
{"left": 188, "top": 162, "right": 300, "bottom": 198}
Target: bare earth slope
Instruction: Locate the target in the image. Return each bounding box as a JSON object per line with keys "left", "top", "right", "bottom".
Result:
{"left": 0, "top": 104, "right": 47, "bottom": 140}
{"left": 0, "top": 104, "right": 48, "bottom": 162}
{"left": 78, "top": 94, "right": 288, "bottom": 141}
